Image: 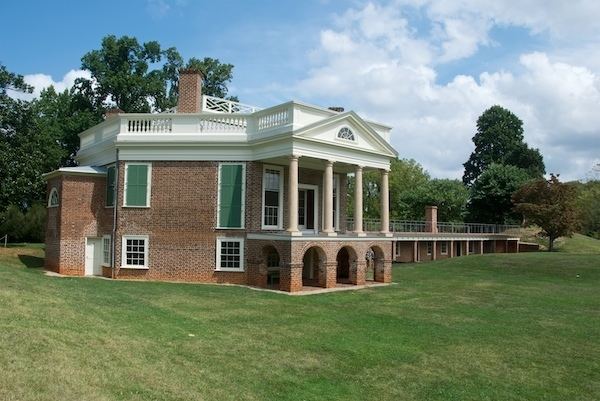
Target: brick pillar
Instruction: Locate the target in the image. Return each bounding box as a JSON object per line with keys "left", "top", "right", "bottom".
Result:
{"left": 280, "top": 263, "right": 303, "bottom": 292}
{"left": 351, "top": 260, "right": 367, "bottom": 286}
{"left": 324, "top": 262, "right": 337, "bottom": 288}
{"left": 177, "top": 68, "right": 203, "bottom": 113}
{"left": 382, "top": 259, "right": 392, "bottom": 283}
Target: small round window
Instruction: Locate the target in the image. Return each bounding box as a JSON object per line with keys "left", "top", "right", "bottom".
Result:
{"left": 337, "top": 127, "right": 355, "bottom": 141}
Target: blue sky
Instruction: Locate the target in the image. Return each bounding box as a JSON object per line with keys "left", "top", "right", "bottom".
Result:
{"left": 2, "top": 0, "right": 599, "bottom": 180}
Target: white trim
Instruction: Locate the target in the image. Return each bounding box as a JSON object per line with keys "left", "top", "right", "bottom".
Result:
{"left": 215, "top": 237, "right": 245, "bottom": 272}
{"left": 261, "top": 164, "right": 284, "bottom": 230}
{"left": 216, "top": 162, "right": 246, "bottom": 229}
{"left": 47, "top": 187, "right": 59, "bottom": 208}
{"left": 102, "top": 235, "right": 112, "bottom": 266}
{"left": 121, "top": 235, "right": 150, "bottom": 269}
{"left": 298, "top": 183, "right": 319, "bottom": 233}
{"left": 123, "top": 162, "right": 152, "bottom": 208}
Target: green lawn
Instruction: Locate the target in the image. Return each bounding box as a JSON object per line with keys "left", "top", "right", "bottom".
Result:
{"left": 1, "top": 246, "right": 599, "bottom": 401}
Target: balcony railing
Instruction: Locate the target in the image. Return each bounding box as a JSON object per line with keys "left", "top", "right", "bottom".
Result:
{"left": 346, "top": 218, "right": 520, "bottom": 235}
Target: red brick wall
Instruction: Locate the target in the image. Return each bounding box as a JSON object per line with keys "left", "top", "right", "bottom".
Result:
{"left": 45, "top": 174, "right": 112, "bottom": 275}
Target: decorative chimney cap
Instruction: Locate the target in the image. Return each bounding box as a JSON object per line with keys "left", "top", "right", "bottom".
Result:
{"left": 179, "top": 67, "right": 204, "bottom": 79}
{"left": 328, "top": 106, "right": 345, "bottom": 113}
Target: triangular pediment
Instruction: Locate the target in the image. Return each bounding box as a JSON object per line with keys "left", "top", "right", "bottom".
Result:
{"left": 292, "top": 112, "right": 397, "bottom": 157}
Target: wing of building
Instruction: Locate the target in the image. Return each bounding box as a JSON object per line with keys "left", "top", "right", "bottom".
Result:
{"left": 44, "top": 69, "right": 521, "bottom": 292}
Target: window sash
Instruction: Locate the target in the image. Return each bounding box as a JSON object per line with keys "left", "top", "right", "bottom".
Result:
{"left": 102, "top": 236, "right": 111, "bottom": 265}
{"left": 121, "top": 236, "right": 149, "bottom": 268}
{"left": 216, "top": 238, "right": 244, "bottom": 271}
{"left": 218, "top": 164, "right": 245, "bottom": 228}
{"left": 262, "top": 167, "right": 282, "bottom": 228}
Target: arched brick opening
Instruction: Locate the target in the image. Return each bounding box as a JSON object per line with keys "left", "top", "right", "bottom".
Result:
{"left": 365, "top": 248, "right": 375, "bottom": 281}
{"left": 262, "top": 245, "right": 281, "bottom": 289}
{"left": 302, "top": 246, "right": 326, "bottom": 287}
{"left": 336, "top": 245, "right": 358, "bottom": 284}
{"left": 369, "top": 245, "right": 386, "bottom": 283}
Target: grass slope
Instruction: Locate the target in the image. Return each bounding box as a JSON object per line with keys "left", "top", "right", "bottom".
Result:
{"left": 1, "top": 247, "right": 599, "bottom": 401}
{"left": 555, "top": 233, "right": 600, "bottom": 254}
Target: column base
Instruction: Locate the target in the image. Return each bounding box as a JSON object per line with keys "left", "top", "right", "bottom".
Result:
{"left": 323, "top": 231, "right": 337, "bottom": 237}
{"left": 285, "top": 230, "right": 303, "bottom": 237}
{"left": 351, "top": 231, "right": 367, "bottom": 237}
{"left": 380, "top": 232, "right": 393, "bottom": 237}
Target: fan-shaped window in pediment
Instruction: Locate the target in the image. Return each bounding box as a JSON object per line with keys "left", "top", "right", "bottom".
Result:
{"left": 337, "top": 127, "right": 355, "bottom": 141}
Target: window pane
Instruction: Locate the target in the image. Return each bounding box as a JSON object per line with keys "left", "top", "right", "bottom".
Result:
{"left": 126, "top": 165, "right": 148, "bottom": 206}
{"left": 219, "top": 164, "right": 243, "bottom": 228}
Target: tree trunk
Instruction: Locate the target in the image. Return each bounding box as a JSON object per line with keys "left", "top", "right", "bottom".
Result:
{"left": 548, "top": 236, "right": 555, "bottom": 252}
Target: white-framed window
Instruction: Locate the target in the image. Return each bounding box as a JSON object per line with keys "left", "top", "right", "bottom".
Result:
{"left": 216, "top": 238, "right": 245, "bottom": 272}
{"left": 217, "top": 162, "right": 246, "bottom": 229}
{"left": 121, "top": 235, "right": 149, "bottom": 269}
{"left": 123, "top": 163, "right": 152, "bottom": 208}
{"left": 102, "top": 235, "right": 112, "bottom": 266}
{"left": 262, "top": 165, "right": 283, "bottom": 229}
{"left": 441, "top": 241, "right": 448, "bottom": 255}
{"left": 426, "top": 241, "right": 433, "bottom": 256}
{"left": 337, "top": 127, "right": 355, "bottom": 141}
{"left": 48, "top": 187, "right": 59, "bottom": 207}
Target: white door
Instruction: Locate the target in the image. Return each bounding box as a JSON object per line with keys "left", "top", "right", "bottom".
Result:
{"left": 85, "top": 238, "right": 102, "bottom": 276}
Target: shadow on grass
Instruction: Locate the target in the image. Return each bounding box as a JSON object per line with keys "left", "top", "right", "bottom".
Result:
{"left": 18, "top": 254, "right": 44, "bottom": 269}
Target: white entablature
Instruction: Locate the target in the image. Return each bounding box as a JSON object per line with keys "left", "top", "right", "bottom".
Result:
{"left": 76, "top": 96, "right": 396, "bottom": 170}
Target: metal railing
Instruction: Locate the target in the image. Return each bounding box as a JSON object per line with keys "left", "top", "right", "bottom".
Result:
{"left": 346, "top": 218, "right": 520, "bottom": 234}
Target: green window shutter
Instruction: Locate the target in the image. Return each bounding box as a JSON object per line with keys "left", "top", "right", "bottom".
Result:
{"left": 219, "top": 164, "right": 243, "bottom": 227}
{"left": 126, "top": 164, "right": 148, "bottom": 206}
{"left": 106, "top": 166, "right": 116, "bottom": 206}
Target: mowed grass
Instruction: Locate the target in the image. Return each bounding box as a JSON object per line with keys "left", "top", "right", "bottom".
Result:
{"left": 1, "top": 246, "right": 599, "bottom": 401}
{"left": 556, "top": 233, "right": 600, "bottom": 254}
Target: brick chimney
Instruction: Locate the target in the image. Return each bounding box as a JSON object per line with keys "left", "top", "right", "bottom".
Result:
{"left": 425, "top": 206, "right": 438, "bottom": 233}
{"left": 177, "top": 68, "right": 203, "bottom": 113}
{"left": 104, "top": 107, "right": 123, "bottom": 119}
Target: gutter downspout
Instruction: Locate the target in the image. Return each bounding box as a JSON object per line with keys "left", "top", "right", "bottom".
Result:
{"left": 111, "top": 149, "right": 119, "bottom": 279}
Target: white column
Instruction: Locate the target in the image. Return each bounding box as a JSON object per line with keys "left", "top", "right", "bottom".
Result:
{"left": 480, "top": 240, "right": 484, "bottom": 254}
{"left": 380, "top": 169, "right": 390, "bottom": 234}
{"left": 287, "top": 155, "right": 300, "bottom": 235}
{"left": 323, "top": 160, "right": 335, "bottom": 235}
{"left": 354, "top": 165, "right": 364, "bottom": 235}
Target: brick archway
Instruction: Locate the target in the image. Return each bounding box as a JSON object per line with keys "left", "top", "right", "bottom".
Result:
{"left": 301, "top": 246, "right": 327, "bottom": 287}
{"left": 335, "top": 245, "right": 358, "bottom": 285}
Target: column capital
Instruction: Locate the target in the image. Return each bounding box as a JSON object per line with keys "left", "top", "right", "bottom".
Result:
{"left": 325, "top": 160, "right": 335, "bottom": 166}
{"left": 289, "top": 154, "right": 300, "bottom": 161}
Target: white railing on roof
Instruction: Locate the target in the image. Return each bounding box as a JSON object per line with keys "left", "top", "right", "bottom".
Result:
{"left": 199, "top": 115, "right": 247, "bottom": 132}
{"left": 255, "top": 105, "right": 292, "bottom": 132}
{"left": 127, "top": 117, "right": 172, "bottom": 133}
{"left": 202, "top": 95, "right": 261, "bottom": 114}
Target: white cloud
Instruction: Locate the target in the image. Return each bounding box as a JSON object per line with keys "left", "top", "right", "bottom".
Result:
{"left": 8, "top": 69, "right": 90, "bottom": 101}
{"left": 293, "top": 1, "right": 600, "bottom": 181}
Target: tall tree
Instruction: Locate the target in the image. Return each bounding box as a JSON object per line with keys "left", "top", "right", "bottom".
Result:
{"left": 400, "top": 179, "right": 468, "bottom": 222}
{"left": 513, "top": 174, "right": 579, "bottom": 251}
{"left": 77, "top": 35, "right": 237, "bottom": 113}
{"left": 463, "top": 105, "right": 545, "bottom": 186}
{"left": 467, "top": 163, "right": 530, "bottom": 224}
{"left": 574, "top": 180, "right": 600, "bottom": 239}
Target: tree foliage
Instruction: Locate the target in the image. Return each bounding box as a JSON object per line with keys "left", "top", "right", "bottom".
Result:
{"left": 513, "top": 174, "right": 579, "bottom": 251}
{"left": 463, "top": 105, "right": 545, "bottom": 186}
{"left": 348, "top": 158, "right": 467, "bottom": 222}
{"left": 467, "top": 163, "right": 531, "bottom": 224}
{"left": 573, "top": 180, "right": 600, "bottom": 239}
{"left": 77, "top": 35, "right": 236, "bottom": 113}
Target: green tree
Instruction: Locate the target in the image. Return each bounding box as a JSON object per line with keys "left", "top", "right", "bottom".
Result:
{"left": 574, "top": 180, "right": 600, "bottom": 239}
{"left": 400, "top": 179, "right": 468, "bottom": 221}
{"left": 467, "top": 163, "right": 530, "bottom": 224}
{"left": 513, "top": 174, "right": 579, "bottom": 251}
{"left": 77, "top": 35, "right": 237, "bottom": 113}
{"left": 463, "top": 105, "right": 545, "bottom": 186}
